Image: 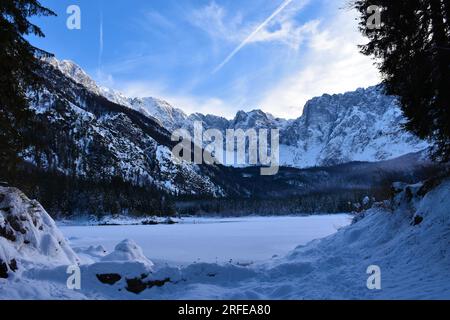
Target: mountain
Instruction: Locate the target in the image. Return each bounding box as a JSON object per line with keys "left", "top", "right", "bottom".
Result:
{"left": 279, "top": 86, "right": 429, "bottom": 167}
{"left": 0, "top": 58, "right": 268, "bottom": 218}
{"left": 56, "top": 58, "right": 425, "bottom": 169}
{"left": 178, "top": 151, "right": 444, "bottom": 215}
{"left": 13, "top": 58, "right": 436, "bottom": 217}
{"left": 50, "top": 59, "right": 427, "bottom": 170}
{"left": 184, "top": 88, "right": 428, "bottom": 168}
{"left": 231, "top": 109, "right": 291, "bottom": 131}
{"left": 129, "top": 97, "right": 188, "bottom": 132}
{"left": 47, "top": 59, "right": 132, "bottom": 108}
{"left": 36, "top": 61, "right": 229, "bottom": 197}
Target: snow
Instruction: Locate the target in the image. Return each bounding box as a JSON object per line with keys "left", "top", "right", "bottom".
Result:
{"left": 101, "top": 239, "right": 154, "bottom": 269}
{"left": 2, "top": 179, "right": 450, "bottom": 299}
{"left": 0, "top": 187, "right": 79, "bottom": 271}
{"left": 60, "top": 216, "right": 351, "bottom": 266}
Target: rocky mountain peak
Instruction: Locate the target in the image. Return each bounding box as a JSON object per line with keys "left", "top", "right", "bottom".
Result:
{"left": 44, "top": 57, "right": 428, "bottom": 169}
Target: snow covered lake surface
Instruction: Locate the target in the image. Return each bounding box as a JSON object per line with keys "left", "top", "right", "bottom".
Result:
{"left": 60, "top": 215, "right": 352, "bottom": 266}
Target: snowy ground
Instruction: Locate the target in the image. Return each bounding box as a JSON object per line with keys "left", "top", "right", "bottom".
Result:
{"left": 2, "top": 179, "right": 450, "bottom": 300}
{"left": 61, "top": 215, "right": 352, "bottom": 266}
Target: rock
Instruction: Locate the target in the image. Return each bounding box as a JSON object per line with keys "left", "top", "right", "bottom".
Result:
{"left": 126, "top": 277, "right": 148, "bottom": 294}
{"left": 412, "top": 215, "right": 424, "bottom": 226}
{"left": 8, "top": 259, "right": 17, "bottom": 272}
{"left": 164, "top": 218, "right": 177, "bottom": 225}
{"left": 125, "top": 275, "right": 171, "bottom": 294}
{"left": 96, "top": 273, "right": 122, "bottom": 285}
{"left": 0, "top": 186, "right": 79, "bottom": 269}
{"left": 0, "top": 225, "right": 16, "bottom": 242}
{"left": 142, "top": 219, "right": 158, "bottom": 225}
{"left": 417, "top": 177, "right": 444, "bottom": 197}
{"left": 0, "top": 260, "right": 8, "bottom": 278}
{"left": 0, "top": 258, "right": 17, "bottom": 279}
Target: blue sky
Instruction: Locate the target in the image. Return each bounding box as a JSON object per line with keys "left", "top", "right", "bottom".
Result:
{"left": 30, "top": 0, "right": 380, "bottom": 119}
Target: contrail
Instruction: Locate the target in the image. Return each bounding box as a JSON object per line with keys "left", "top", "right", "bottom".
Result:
{"left": 212, "top": 0, "right": 294, "bottom": 74}
{"left": 98, "top": 10, "right": 104, "bottom": 67}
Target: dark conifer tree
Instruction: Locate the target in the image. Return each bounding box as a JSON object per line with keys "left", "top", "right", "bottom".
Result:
{"left": 353, "top": 0, "right": 450, "bottom": 161}
{"left": 0, "top": 0, "right": 56, "bottom": 173}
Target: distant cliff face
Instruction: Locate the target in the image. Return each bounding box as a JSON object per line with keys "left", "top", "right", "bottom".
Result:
{"left": 277, "top": 86, "right": 428, "bottom": 167}
{"left": 131, "top": 87, "right": 427, "bottom": 169}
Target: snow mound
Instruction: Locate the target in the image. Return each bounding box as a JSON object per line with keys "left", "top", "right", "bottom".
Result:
{"left": 0, "top": 187, "right": 79, "bottom": 278}
{"left": 101, "top": 239, "right": 154, "bottom": 269}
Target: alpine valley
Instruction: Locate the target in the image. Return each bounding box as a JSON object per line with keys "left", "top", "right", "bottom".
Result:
{"left": 3, "top": 58, "right": 442, "bottom": 218}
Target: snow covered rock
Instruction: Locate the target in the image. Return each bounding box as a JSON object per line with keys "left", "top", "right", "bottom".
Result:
{"left": 101, "top": 239, "right": 154, "bottom": 269}
{"left": 0, "top": 187, "right": 79, "bottom": 278}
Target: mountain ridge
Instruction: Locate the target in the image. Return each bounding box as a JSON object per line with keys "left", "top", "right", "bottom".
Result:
{"left": 49, "top": 59, "right": 428, "bottom": 169}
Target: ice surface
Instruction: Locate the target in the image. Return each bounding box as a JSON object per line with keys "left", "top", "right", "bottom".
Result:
{"left": 61, "top": 215, "right": 351, "bottom": 266}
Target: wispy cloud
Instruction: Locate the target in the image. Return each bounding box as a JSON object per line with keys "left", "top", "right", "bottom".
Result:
{"left": 258, "top": 8, "right": 381, "bottom": 118}
{"left": 189, "top": 2, "right": 244, "bottom": 44}
{"left": 93, "top": 0, "right": 380, "bottom": 120}
{"left": 212, "top": 0, "right": 296, "bottom": 73}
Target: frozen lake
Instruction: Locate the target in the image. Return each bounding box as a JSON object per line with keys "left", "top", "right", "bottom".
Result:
{"left": 61, "top": 215, "right": 352, "bottom": 266}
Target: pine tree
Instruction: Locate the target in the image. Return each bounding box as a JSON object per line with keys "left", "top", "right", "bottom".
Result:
{"left": 0, "top": 0, "right": 56, "bottom": 173}
{"left": 353, "top": 0, "right": 450, "bottom": 161}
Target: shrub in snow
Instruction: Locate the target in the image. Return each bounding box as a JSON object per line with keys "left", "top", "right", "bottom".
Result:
{"left": 0, "top": 186, "right": 79, "bottom": 278}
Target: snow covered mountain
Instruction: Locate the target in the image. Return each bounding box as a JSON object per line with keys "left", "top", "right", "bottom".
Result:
{"left": 47, "top": 58, "right": 131, "bottom": 108}
{"left": 279, "top": 86, "right": 429, "bottom": 167}
{"left": 49, "top": 59, "right": 427, "bottom": 170}
{"left": 21, "top": 59, "right": 241, "bottom": 200}
{"left": 129, "top": 97, "right": 188, "bottom": 132}
{"left": 182, "top": 88, "right": 427, "bottom": 168}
